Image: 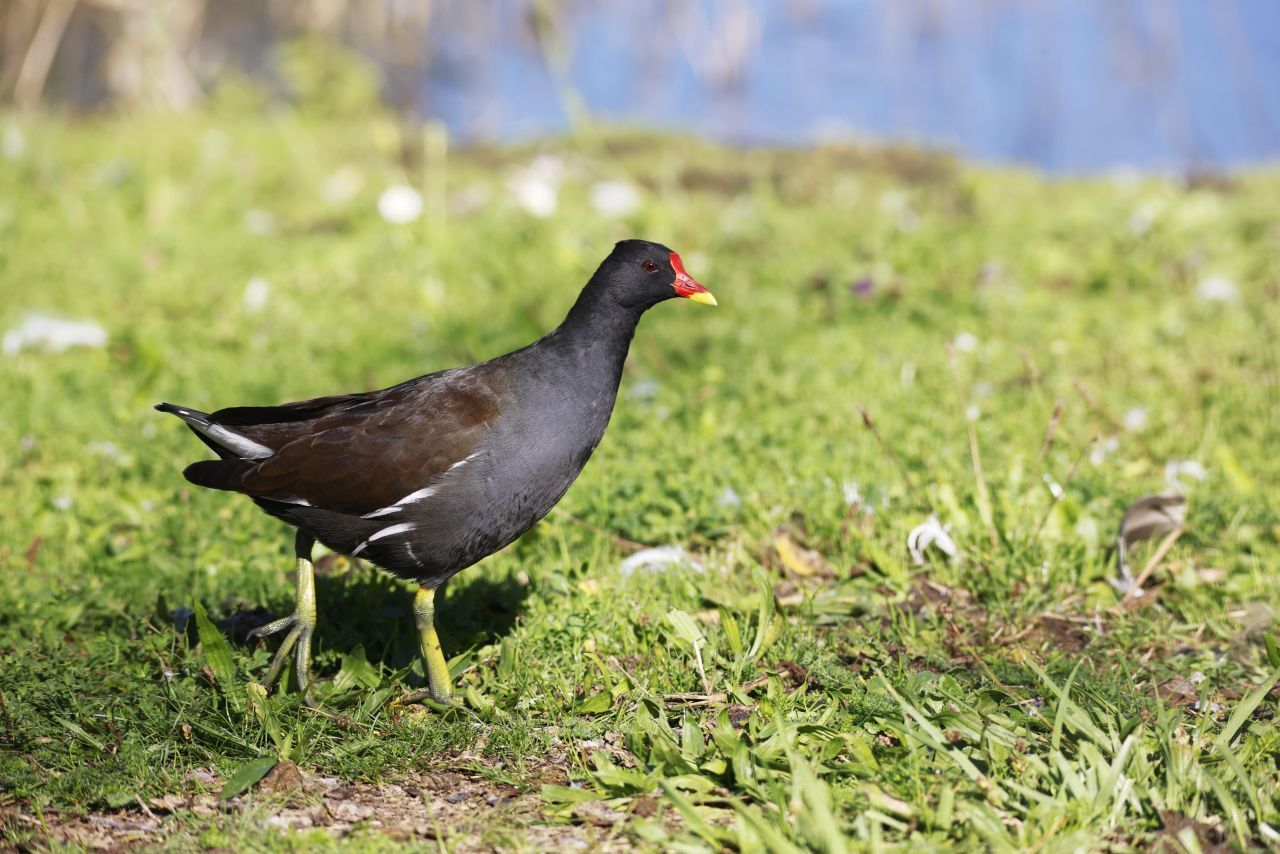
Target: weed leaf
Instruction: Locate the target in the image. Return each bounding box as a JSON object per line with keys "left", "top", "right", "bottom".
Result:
{"left": 333, "top": 644, "right": 381, "bottom": 692}
{"left": 219, "top": 756, "right": 277, "bottom": 801}
{"left": 578, "top": 690, "right": 613, "bottom": 715}
{"left": 193, "top": 602, "right": 242, "bottom": 713}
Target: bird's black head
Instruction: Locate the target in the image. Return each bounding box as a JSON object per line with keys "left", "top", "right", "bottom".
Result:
{"left": 590, "top": 239, "right": 716, "bottom": 312}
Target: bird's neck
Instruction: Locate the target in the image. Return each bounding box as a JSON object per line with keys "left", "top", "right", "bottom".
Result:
{"left": 550, "top": 283, "right": 644, "bottom": 371}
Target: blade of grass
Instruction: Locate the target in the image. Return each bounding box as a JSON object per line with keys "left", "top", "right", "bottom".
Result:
{"left": 1217, "top": 664, "right": 1280, "bottom": 748}
{"left": 1051, "top": 659, "right": 1085, "bottom": 753}
{"left": 658, "top": 780, "right": 730, "bottom": 848}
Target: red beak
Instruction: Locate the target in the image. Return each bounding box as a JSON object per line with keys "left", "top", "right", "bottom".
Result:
{"left": 670, "top": 253, "right": 717, "bottom": 305}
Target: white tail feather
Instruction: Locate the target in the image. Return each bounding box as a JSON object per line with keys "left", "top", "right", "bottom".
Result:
{"left": 190, "top": 420, "right": 274, "bottom": 459}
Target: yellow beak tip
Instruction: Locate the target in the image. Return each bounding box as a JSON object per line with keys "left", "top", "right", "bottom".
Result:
{"left": 686, "top": 291, "right": 718, "bottom": 306}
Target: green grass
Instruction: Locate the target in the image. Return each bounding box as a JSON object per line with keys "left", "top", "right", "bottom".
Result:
{"left": 2, "top": 106, "right": 1279, "bottom": 850}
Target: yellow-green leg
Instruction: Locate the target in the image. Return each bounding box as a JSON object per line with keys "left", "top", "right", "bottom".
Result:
{"left": 403, "top": 586, "right": 453, "bottom": 704}
{"left": 247, "top": 531, "right": 317, "bottom": 705}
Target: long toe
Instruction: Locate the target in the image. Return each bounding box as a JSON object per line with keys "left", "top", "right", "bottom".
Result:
{"left": 260, "top": 623, "right": 302, "bottom": 691}
{"left": 248, "top": 613, "right": 297, "bottom": 641}
{"left": 394, "top": 687, "right": 457, "bottom": 708}
{"left": 294, "top": 625, "right": 315, "bottom": 704}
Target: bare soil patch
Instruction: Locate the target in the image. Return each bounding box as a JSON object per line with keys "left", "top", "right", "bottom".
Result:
{"left": 3, "top": 763, "right": 632, "bottom": 852}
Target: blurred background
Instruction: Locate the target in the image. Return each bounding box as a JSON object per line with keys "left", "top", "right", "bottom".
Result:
{"left": 3, "top": 0, "right": 1278, "bottom": 173}
{"left": 4, "top": 6, "right": 1280, "bottom": 846}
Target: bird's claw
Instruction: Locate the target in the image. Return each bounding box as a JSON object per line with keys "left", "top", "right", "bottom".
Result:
{"left": 389, "top": 687, "right": 457, "bottom": 709}
{"left": 250, "top": 609, "right": 315, "bottom": 697}
{"left": 247, "top": 613, "right": 298, "bottom": 642}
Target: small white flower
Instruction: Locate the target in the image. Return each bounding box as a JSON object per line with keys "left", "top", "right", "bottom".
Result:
{"left": 717, "top": 486, "right": 741, "bottom": 508}
{"left": 685, "top": 252, "right": 712, "bottom": 277}
{"left": 907, "top": 514, "right": 957, "bottom": 566}
{"left": 1128, "top": 199, "right": 1162, "bottom": 236}
{"left": 965, "top": 404, "right": 980, "bottom": 422}
{"left": 243, "top": 209, "right": 276, "bottom": 235}
{"left": 1043, "top": 473, "right": 1065, "bottom": 501}
{"left": 513, "top": 179, "right": 557, "bottom": 218}
{"left": 1090, "top": 436, "right": 1120, "bottom": 466}
{"left": 2, "top": 124, "right": 25, "bottom": 160}
{"left": 878, "top": 189, "right": 908, "bottom": 215}
{"left": 322, "top": 166, "right": 363, "bottom": 204}
{"left": 52, "top": 494, "right": 73, "bottom": 511}
{"left": 508, "top": 156, "right": 563, "bottom": 219}
{"left": 243, "top": 277, "right": 270, "bottom": 313}
{"left": 1123, "top": 407, "right": 1148, "bottom": 431}
{"left": 422, "top": 276, "right": 447, "bottom": 304}
{"left": 87, "top": 441, "right": 122, "bottom": 460}
{"left": 4, "top": 314, "right": 108, "bottom": 356}
{"left": 378, "top": 185, "right": 424, "bottom": 224}
{"left": 1194, "top": 275, "right": 1239, "bottom": 303}
{"left": 619, "top": 546, "right": 704, "bottom": 578}
{"left": 953, "top": 331, "right": 979, "bottom": 353}
{"left": 1165, "top": 459, "right": 1207, "bottom": 493}
{"left": 842, "top": 481, "right": 862, "bottom": 507}
{"left": 590, "top": 180, "right": 641, "bottom": 217}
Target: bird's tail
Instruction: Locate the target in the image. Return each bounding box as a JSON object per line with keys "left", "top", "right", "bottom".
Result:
{"left": 155, "top": 402, "right": 275, "bottom": 460}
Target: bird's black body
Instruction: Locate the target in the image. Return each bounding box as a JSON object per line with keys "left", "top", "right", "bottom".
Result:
{"left": 159, "top": 240, "right": 710, "bottom": 589}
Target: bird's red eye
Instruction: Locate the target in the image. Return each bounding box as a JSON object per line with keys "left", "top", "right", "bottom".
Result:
{"left": 642, "top": 260, "right": 659, "bottom": 273}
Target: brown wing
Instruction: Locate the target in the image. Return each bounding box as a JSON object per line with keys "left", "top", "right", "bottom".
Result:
{"left": 212, "top": 392, "right": 381, "bottom": 426}
{"left": 224, "top": 372, "right": 502, "bottom": 514}
{"left": 212, "top": 387, "right": 409, "bottom": 448}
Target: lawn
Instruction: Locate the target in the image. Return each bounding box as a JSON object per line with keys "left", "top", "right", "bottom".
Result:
{"left": 2, "top": 103, "right": 1279, "bottom": 850}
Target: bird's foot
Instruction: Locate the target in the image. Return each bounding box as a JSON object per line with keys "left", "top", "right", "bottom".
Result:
{"left": 248, "top": 545, "right": 318, "bottom": 704}
{"left": 392, "top": 686, "right": 457, "bottom": 708}
{"left": 247, "top": 611, "right": 315, "bottom": 703}
{"left": 410, "top": 586, "right": 455, "bottom": 706}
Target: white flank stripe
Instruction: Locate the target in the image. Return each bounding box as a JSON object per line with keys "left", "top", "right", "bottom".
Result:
{"left": 369, "top": 522, "right": 415, "bottom": 542}
{"left": 363, "top": 485, "right": 438, "bottom": 518}
{"left": 360, "top": 453, "right": 479, "bottom": 519}
{"left": 352, "top": 522, "right": 415, "bottom": 556}
{"left": 190, "top": 420, "right": 274, "bottom": 459}
{"left": 259, "top": 494, "right": 313, "bottom": 506}
{"left": 448, "top": 452, "right": 480, "bottom": 471}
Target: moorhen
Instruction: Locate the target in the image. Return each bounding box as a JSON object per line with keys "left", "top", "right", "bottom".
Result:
{"left": 158, "top": 240, "right": 715, "bottom": 704}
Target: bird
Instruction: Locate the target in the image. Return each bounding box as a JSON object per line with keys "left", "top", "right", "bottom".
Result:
{"left": 158, "top": 240, "right": 715, "bottom": 705}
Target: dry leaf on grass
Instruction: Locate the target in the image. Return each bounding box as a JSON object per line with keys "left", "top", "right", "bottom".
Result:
{"left": 1112, "top": 492, "right": 1186, "bottom": 595}
{"left": 773, "top": 531, "right": 836, "bottom": 579}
